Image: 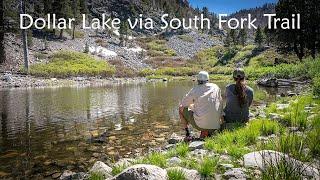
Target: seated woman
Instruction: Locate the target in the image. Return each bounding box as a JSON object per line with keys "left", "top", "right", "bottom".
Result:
{"left": 223, "top": 68, "right": 254, "bottom": 126}
{"left": 179, "top": 71, "right": 223, "bottom": 140}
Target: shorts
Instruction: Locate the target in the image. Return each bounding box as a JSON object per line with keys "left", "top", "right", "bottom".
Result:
{"left": 182, "top": 107, "right": 213, "bottom": 131}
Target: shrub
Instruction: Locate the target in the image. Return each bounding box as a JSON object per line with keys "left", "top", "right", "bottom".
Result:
{"left": 29, "top": 51, "right": 115, "bottom": 78}
{"left": 313, "top": 76, "right": 320, "bottom": 96}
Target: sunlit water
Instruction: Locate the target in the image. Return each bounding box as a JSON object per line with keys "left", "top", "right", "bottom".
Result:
{"left": 0, "top": 81, "right": 295, "bottom": 178}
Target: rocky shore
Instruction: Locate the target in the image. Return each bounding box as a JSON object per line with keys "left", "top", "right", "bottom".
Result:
{"left": 0, "top": 72, "right": 148, "bottom": 89}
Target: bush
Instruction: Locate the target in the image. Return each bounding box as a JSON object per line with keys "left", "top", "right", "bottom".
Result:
{"left": 313, "top": 76, "right": 320, "bottom": 96}
{"left": 29, "top": 51, "right": 115, "bottom": 78}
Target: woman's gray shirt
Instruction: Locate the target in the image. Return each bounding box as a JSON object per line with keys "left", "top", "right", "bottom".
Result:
{"left": 224, "top": 84, "right": 254, "bottom": 123}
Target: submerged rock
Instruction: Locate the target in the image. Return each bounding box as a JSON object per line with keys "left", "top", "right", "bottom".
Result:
{"left": 89, "top": 161, "right": 112, "bottom": 178}
{"left": 243, "top": 150, "right": 319, "bottom": 178}
{"left": 112, "top": 164, "right": 167, "bottom": 180}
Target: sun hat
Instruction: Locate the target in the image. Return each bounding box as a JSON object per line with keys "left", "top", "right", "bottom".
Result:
{"left": 197, "top": 71, "right": 209, "bottom": 82}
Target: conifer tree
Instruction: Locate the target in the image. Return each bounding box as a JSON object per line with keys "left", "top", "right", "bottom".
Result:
{"left": 255, "top": 26, "right": 264, "bottom": 49}
{"left": 238, "top": 29, "right": 247, "bottom": 46}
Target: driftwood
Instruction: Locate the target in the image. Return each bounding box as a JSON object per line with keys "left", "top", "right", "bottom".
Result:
{"left": 257, "top": 77, "right": 306, "bottom": 87}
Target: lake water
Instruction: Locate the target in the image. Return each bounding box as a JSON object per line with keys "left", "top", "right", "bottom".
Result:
{"left": 0, "top": 80, "right": 294, "bottom": 178}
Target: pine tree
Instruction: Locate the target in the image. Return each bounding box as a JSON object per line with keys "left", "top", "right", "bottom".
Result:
{"left": 238, "top": 29, "right": 247, "bottom": 46}
{"left": 255, "top": 26, "right": 264, "bottom": 49}
{"left": 229, "top": 29, "right": 238, "bottom": 45}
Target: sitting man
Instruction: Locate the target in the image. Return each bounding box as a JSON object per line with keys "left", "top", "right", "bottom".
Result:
{"left": 179, "top": 71, "right": 223, "bottom": 140}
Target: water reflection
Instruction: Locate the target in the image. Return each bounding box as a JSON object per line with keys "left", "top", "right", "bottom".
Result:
{"left": 0, "top": 81, "right": 297, "bottom": 177}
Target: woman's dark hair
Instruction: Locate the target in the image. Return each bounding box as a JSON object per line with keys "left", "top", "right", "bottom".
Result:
{"left": 234, "top": 77, "right": 247, "bottom": 107}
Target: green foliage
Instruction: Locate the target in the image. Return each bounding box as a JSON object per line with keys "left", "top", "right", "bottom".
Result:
{"left": 146, "top": 40, "right": 176, "bottom": 57}
{"left": 29, "top": 51, "right": 115, "bottom": 77}
{"left": 142, "top": 152, "right": 167, "bottom": 168}
{"left": 167, "top": 143, "right": 189, "bottom": 158}
{"left": 205, "top": 119, "right": 282, "bottom": 159}
{"left": 167, "top": 169, "right": 186, "bottom": 180}
{"left": 261, "top": 159, "right": 303, "bottom": 180}
{"left": 197, "top": 157, "right": 219, "bottom": 177}
{"left": 89, "top": 172, "right": 105, "bottom": 180}
{"left": 111, "top": 164, "right": 128, "bottom": 176}
{"left": 254, "top": 26, "right": 264, "bottom": 48}
{"left": 313, "top": 76, "right": 320, "bottom": 96}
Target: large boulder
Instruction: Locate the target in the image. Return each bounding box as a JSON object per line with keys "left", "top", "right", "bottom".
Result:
{"left": 112, "top": 164, "right": 167, "bottom": 180}
{"left": 243, "top": 150, "right": 319, "bottom": 178}
{"left": 166, "top": 167, "right": 201, "bottom": 180}
{"left": 89, "top": 161, "right": 112, "bottom": 178}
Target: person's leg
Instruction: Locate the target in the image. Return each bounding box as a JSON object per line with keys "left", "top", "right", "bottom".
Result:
{"left": 179, "top": 106, "right": 191, "bottom": 137}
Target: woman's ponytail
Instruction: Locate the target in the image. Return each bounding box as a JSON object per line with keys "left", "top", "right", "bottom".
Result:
{"left": 235, "top": 78, "right": 247, "bottom": 107}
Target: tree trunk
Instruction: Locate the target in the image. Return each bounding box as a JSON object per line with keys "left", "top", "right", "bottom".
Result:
{"left": 72, "top": 24, "right": 75, "bottom": 40}
{"left": 59, "top": 29, "right": 63, "bottom": 39}
{"left": 21, "top": 0, "right": 29, "bottom": 72}
{"left": 0, "top": 0, "right": 5, "bottom": 64}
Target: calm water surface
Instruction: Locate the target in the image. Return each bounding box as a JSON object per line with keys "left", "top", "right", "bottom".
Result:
{"left": 0, "top": 81, "right": 292, "bottom": 178}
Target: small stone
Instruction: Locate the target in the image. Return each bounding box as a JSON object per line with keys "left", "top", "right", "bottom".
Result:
{"left": 112, "top": 164, "right": 167, "bottom": 180}
{"left": 269, "top": 113, "right": 283, "bottom": 121}
{"left": 59, "top": 170, "right": 75, "bottom": 180}
{"left": 168, "top": 133, "right": 183, "bottom": 144}
{"left": 257, "top": 136, "right": 269, "bottom": 141}
{"left": 52, "top": 172, "right": 61, "bottom": 179}
{"left": 90, "top": 161, "right": 112, "bottom": 178}
{"left": 189, "top": 149, "right": 209, "bottom": 157}
{"left": 223, "top": 168, "right": 247, "bottom": 179}
{"left": 276, "top": 104, "right": 289, "bottom": 110}
{"left": 164, "top": 144, "right": 176, "bottom": 150}
{"left": 219, "top": 163, "right": 234, "bottom": 170}
{"left": 188, "top": 141, "right": 204, "bottom": 151}
{"left": 92, "top": 153, "right": 100, "bottom": 158}
{"left": 167, "top": 157, "right": 182, "bottom": 166}
{"left": 288, "top": 126, "right": 299, "bottom": 132}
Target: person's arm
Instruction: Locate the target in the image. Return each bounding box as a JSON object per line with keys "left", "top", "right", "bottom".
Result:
{"left": 248, "top": 89, "right": 254, "bottom": 107}
{"left": 180, "top": 89, "right": 195, "bottom": 108}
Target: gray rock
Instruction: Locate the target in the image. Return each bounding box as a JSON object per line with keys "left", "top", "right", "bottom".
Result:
{"left": 59, "top": 170, "right": 76, "bottom": 180}
{"left": 243, "top": 150, "right": 319, "bottom": 178}
{"left": 167, "top": 157, "right": 182, "bottom": 166}
{"left": 219, "top": 163, "right": 234, "bottom": 170}
{"left": 276, "top": 104, "right": 290, "bottom": 110}
{"left": 269, "top": 113, "right": 283, "bottom": 121}
{"left": 71, "top": 172, "right": 88, "bottom": 180}
{"left": 114, "top": 158, "right": 135, "bottom": 167}
{"left": 257, "top": 136, "right": 269, "bottom": 141}
{"left": 189, "top": 149, "right": 209, "bottom": 157}
{"left": 166, "top": 167, "right": 201, "bottom": 180}
{"left": 219, "top": 155, "right": 232, "bottom": 163}
{"left": 288, "top": 126, "right": 299, "bottom": 132}
{"left": 112, "top": 164, "right": 167, "bottom": 180}
{"left": 164, "top": 144, "right": 176, "bottom": 150}
{"left": 90, "top": 161, "right": 112, "bottom": 178}
{"left": 223, "top": 168, "right": 247, "bottom": 179}
{"left": 189, "top": 141, "right": 204, "bottom": 151}
{"left": 168, "top": 133, "right": 183, "bottom": 144}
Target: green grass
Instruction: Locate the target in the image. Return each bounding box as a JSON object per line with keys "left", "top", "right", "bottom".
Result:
{"left": 167, "top": 169, "right": 187, "bottom": 180}
{"left": 29, "top": 51, "right": 115, "bottom": 78}
{"left": 111, "top": 164, "right": 128, "bottom": 176}
{"left": 89, "top": 172, "right": 105, "bottom": 180}
{"left": 204, "top": 119, "right": 283, "bottom": 159}
{"left": 313, "top": 76, "right": 320, "bottom": 96}
{"left": 167, "top": 143, "right": 189, "bottom": 158}
{"left": 141, "top": 152, "right": 167, "bottom": 168}
{"left": 197, "top": 156, "right": 219, "bottom": 177}
{"left": 261, "top": 159, "right": 303, "bottom": 180}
